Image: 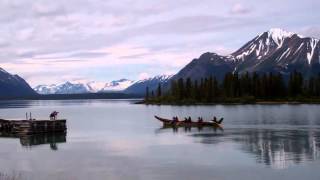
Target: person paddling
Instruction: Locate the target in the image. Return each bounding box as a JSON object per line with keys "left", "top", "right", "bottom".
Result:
{"left": 212, "top": 116, "right": 223, "bottom": 124}
{"left": 171, "top": 116, "right": 179, "bottom": 125}
{"left": 213, "top": 116, "right": 217, "bottom": 123}
{"left": 198, "top": 117, "right": 203, "bottom": 123}
{"left": 218, "top": 118, "right": 224, "bottom": 124}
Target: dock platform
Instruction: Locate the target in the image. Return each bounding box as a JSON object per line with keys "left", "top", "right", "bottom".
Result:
{"left": 0, "top": 119, "right": 67, "bottom": 135}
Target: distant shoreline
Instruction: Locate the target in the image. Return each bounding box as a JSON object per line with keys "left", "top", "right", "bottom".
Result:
{"left": 136, "top": 99, "right": 320, "bottom": 105}
{"left": 0, "top": 93, "right": 143, "bottom": 101}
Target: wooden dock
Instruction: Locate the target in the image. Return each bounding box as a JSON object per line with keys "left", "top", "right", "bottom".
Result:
{"left": 0, "top": 119, "right": 67, "bottom": 135}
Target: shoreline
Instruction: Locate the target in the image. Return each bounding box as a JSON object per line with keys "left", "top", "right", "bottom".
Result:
{"left": 136, "top": 100, "right": 320, "bottom": 105}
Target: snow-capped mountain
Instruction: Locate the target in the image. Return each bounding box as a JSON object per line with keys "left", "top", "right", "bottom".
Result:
{"left": 232, "top": 28, "right": 320, "bottom": 75}
{"left": 34, "top": 82, "right": 90, "bottom": 94}
{"left": 101, "top": 79, "right": 135, "bottom": 92}
{"left": 0, "top": 67, "right": 37, "bottom": 98}
{"left": 124, "top": 74, "right": 173, "bottom": 95}
{"left": 34, "top": 79, "right": 134, "bottom": 94}
{"left": 172, "top": 28, "right": 320, "bottom": 82}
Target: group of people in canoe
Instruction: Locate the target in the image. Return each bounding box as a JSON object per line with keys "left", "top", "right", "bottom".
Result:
{"left": 171, "top": 116, "right": 223, "bottom": 125}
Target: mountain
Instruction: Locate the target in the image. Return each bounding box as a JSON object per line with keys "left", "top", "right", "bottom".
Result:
{"left": 0, "top": 67, "right": 37, "bottom": 98}
{"left": 34, "top": 79, "right": 134, "bottom": 94}
{"left": 172, "top": 28, "right": 320, "bottom": 82}
{"left": 124, "top": 75, "right": 173, "bottom": 95}
{"left": 33, "top": 84, "right": 60, "bottom": 94}
{"left": 232, "top": 28, "right": 320, "bottom": 76}
{"left": 100, "top": 79, "right": 135, "bottom": 92}
{"left": 35, "top": 82, "right": 92, "bottom": 94}
{"left": 170, "top": 52, "right": 236, "bottom": 82}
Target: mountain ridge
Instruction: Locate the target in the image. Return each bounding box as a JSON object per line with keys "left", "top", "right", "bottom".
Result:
{"left": 34, "top": 79, "right": 134, "bottom": 94}
{"left": 171, "top": 28, "right": 320, "bottom": 84}
{"left": 0, "top": 68, "right": 37, "bottom": 98}
{"left": 123, "top": 74, "right": 173, "bottom": 95}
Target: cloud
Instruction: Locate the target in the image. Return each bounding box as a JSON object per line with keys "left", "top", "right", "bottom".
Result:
{"left": 0, "top": 38, "right": 10, "bottom": 48}
{"left": 32, "top": 2, "right": 66, "bottom": 17}
{"left": 138, "top": 72, "right": 150, "bottom": 80}
{"left": 230, "top": 3, "right": 251, "bottom": 15}
{"left": 298, "top": 26, "right": 320, "bottom": 39}
{"left": 0, "top": 0, "right": 319, "bottom": 85}
{"left": 129, "top": 15, "right": 261, "bottom": 35}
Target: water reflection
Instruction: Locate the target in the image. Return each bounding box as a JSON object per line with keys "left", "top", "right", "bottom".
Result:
{"left": 190, "top": 128, "right": 320, "bottom": 169}
{"left": 0, "top": 99, "right": 138, "bottom": 109}
{"left": 0, "top": 133, "right": 66, "bottom": 150}
{"left": 155, "top": 126, "right": 223, "bottom": 134}
{"left": 0, "top": 100, "right": 32, "bottom": 109}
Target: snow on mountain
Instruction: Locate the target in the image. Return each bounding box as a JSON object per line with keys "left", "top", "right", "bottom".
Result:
{"left": 233, "top": 28, "right": 298, "bottom": 61}
{"left": 307, "top": 38, "right": 319, "bottom": 64}
{"left": 266, "top": 28, "right": 295, "bottom": 47}
{"left": 135, "top": 74, "right": 173, "bottom": 84}
{"left": 231, "top": 28, "right": 320, "bottom": 74}
{"left": 34, "top": 79, "right": 134, "bottom": 94}
{"left": 124, "top": 74, "right": 173, "bottom": 95}
{"left": 100, "top": 79, "right": 135, "bottom": 92}
{"left": 33, "top": 84, "right": 59, "bottom": 94}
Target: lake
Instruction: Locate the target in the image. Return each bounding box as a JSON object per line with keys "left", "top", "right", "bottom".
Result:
{"left": 0, "top": 100, "right": 319, "bottom": 180}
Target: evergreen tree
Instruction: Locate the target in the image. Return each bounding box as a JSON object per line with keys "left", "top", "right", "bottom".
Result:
{"left": 157, "top": 83, "right": 162, "bottom": 97}
{"left": 186, "top": 78, "right": 192, "bottom": 99}
{"left": 213, "top": 77, "right": 219, "bottom": 99}
{"left": 207, "top": 76, "right": 213, "bottom": 102}
{"left": 308, "top": 77, "right": 315, "bottom": 96}
{"left": 315, "top": 73, "right": 320, "bottom": 96}
{"left": 156, "top": 70, "right": 320, "bottom": 104}
{"left": 192, "top": 80, "right": 199, "bottom": 100}
{"left": 145, "top": 86, "right": 149, "bottom": 101}
{"left": 177, "top": 78, "right": 185, "bottom": 100}
{"left": 252, "top": 72, "right": 260, "bottom": 97}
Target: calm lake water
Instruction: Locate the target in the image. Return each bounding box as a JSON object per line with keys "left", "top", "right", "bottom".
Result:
{"left": 0, "top": 100, "right": 319, "bottom": 180}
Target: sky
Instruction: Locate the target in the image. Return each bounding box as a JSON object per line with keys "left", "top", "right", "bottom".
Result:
{"left": 0, "top": 0, "right": 320, "bottom": 86}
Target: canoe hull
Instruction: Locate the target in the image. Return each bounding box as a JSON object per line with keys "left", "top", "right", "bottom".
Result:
{"left": 154, "top": 116, "right": 223, "bottom": 129}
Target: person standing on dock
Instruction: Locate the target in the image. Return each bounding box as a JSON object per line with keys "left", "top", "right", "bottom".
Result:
{"left": 50, "top": 111, "right": 59, "bottom": 120}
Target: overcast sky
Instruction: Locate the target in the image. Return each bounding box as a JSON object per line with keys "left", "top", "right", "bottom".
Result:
{"left": 0, "top": 0, "right": 320, "bottom": 86}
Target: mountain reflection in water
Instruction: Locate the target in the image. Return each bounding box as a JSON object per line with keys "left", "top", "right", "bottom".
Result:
{"left": 190, "top": 128, "right": 320, "bottom": 169}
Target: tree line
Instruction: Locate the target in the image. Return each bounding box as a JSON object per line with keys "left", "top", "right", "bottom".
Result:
{"left": 145, "top": 71, "right": 320, "bottom": 103}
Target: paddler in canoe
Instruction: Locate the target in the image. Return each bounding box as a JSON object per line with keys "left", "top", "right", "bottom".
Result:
{"left": 212, "top": 116, "right": 224, "bottom": 124}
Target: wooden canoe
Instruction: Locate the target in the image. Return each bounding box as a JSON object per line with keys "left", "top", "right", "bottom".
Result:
{"left": 154, "top": 115, "right": 223, "bottom": 129}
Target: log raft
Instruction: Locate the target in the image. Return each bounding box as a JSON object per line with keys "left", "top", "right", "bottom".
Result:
{"left": 0, "top": 119, "right": 67, "bottom": 135}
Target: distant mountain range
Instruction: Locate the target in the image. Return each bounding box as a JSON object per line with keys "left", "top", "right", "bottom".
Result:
{"left": 171, "top": 28, "right": 320, "bottom": 82}
{"left": 34, "top": 79, "right": 134, "bottom": 94}
{"left": 1, "top": 28, "right": 320, "bottom": 98}
{"left": 33, "top": 75, "right": 172, "bottom": 95}
{"left": 0, "top": 68, "right": 36, "bottom": 98}
{"left": 123, "top": 75, "right": 173, "bottom": 95}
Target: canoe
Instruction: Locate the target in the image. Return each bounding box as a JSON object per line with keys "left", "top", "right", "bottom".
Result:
{"left": 154, "top": 116, "right": 223, "bottom": 129}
